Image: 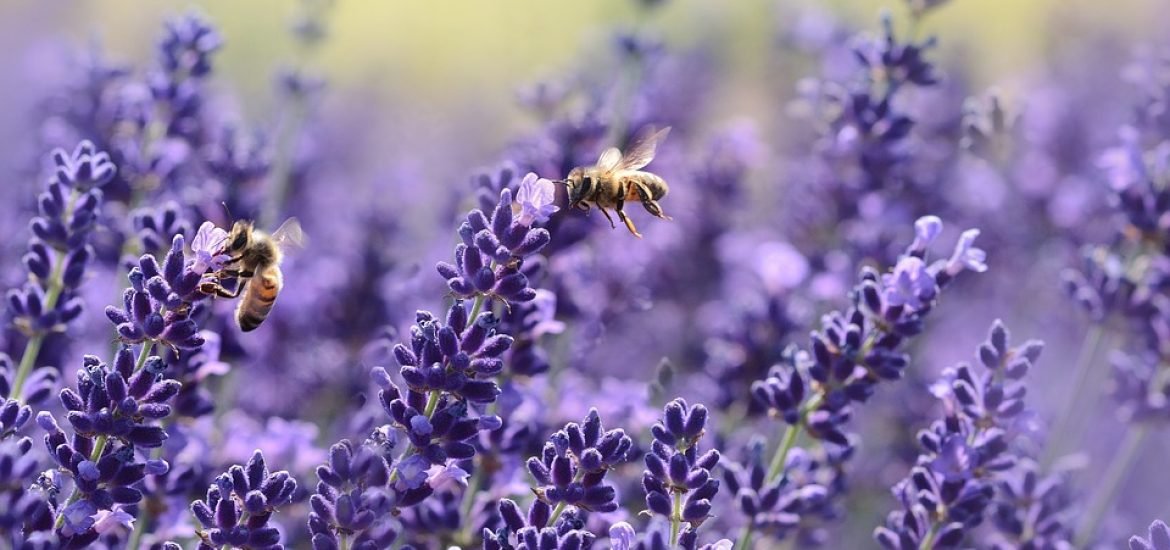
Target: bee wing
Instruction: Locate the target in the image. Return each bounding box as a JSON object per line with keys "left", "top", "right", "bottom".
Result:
{"left": 596, "top": 147, "right": 623, "bottom": 174}
{"left": 617, "top": 126, "right": 671, "bottom": 171}
{"left": 270, "top": 217, "right": 307, "bottom": 253}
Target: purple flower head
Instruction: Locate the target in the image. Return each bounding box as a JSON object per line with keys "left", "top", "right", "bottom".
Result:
{"left": 133, "top": 201, "right": 191, "bottom": 255}
{"left": 482, "top": 498, "right": 598, "bottom": 550}
{"left": 190, "top": 221, "right": 231, "bottom": 274}
{"left": 426, "top": 463, "right": 469, "bottom": 492}
{"left": 876, "top": 321, "right": 1044, "bottom": 549}
{"left": 881, "top": 256, "right": 937, "bottom": 312}
{"left": 51, "top": 140, "right": 117, "bottom": 192}
{"left": 945, "top": 229, "right": 988, "bottom": 276}
{"left": 158, "top": 12, "right": 222, "bottom": 78}
{"left": 514, "top": 172, "right": 560, "bottom": 226}
{"left": 392, "top": 303, "right": 511, "bottom": 404}
{"left": 437, "top": 188, "right": 552, "bottom": 304}
{"left": 60, "top": 499, "right": 98, "bottom": 537}
{"left": 643, "top": 399, "right": 721, "bottom": 529}
{"left": 910, "top": 215, "right": 943, "bottom": 252}
{"left": 526, "top": 409, "right": 633, "bottom": 513}
{"left": 1130, "top": 519, "right": 1170, "bottom": 550}
{"left": 8, "top": 140, "right": 115, "bottom": 337}
{"left": 190, "top": 450, "right": 297, "bottom": 549}
{"left": 990, "top": 460, "right": 1073, "bottom": 548}
{"left": 610, "top": 522, "right": 636, "bottom": 550}
{"left": 92, "top": 506, "right": 135, "bottom": 534}
{"left": 104, "top": 234, "right": 210, "bottom": 349}
{"left": 308, "top": 439, "right": 398, "bottom": 550}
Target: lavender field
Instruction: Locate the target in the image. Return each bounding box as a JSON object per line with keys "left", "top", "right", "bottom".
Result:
{"left": 2, "top": 0, "right": 1170, "bottom": 548}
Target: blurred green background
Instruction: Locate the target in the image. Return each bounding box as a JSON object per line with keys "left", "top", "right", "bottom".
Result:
{"left": 4, "top": 0, "right": 1165, "bottom": 153}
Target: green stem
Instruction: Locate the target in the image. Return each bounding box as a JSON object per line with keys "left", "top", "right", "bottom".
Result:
{"left": 766, "top": 423, "right": 801, "bottom": 480}
{"left": 11, "top": 335, "right": 46, "bottom": 406}
{"left": 388, "top": 390, "right": 441, "bottom": 484}
{"left": 669, "top": 490, "right": 683, "bottom": 547}
{"left": 1075, "top": 423, "right": 1150, "bottom": 546}
{"left": 733, "top": 524, "right": 754, "bottom": 550}
{"left": 467, "top": 292, "right": 488, "bottom": 323}
{"left": 136, "top": 341, "right": 155, "bottom": 372}
{"left": 918, "top": 522, "right": 941, "bottom": 550}
{"left": 736, "top": 399, "right": 811, "bottom": 550}
{"left": 125, "top": 498, "right": 150, "bottom": 550}
{"left": 547, "top": 469, "right": 587, "bottom": 526}
{"left": 1042, "top": 324, "right": 1104, "bottom": 468}
{"left": 340, "top": 532, "right": 350, "bottom": 550}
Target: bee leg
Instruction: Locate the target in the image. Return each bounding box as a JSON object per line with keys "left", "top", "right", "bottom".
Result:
{"left": 615, "top": 201, "right": 643, "bottom": 238}
{"left": 635, "top": 183, "right": 672, "bottom": 220}
{"left": 641, "top": 199, "right": 672, "bottom": 220}
{"left": 199, "top": 281, "right": 244, "bottom": 299}
{"left": 598, "top": 207, "right": 617, "bottom": 229}
{"left": 216, "top": 268, "right": 255, "bottom": 279}
{"left": 574, "top": 202, "right": 591, "bottom": 212}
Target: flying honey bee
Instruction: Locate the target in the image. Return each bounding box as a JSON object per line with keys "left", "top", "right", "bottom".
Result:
{"left": 561, "top": 126, "right": 672, "bottom": 238}
{"left": 199, "top": 218, "right": 305, "bottom": 332}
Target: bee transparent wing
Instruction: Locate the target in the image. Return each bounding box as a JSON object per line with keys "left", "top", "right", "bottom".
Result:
{"left": 617, "top": 126, "right": 671, "bottom": 171}
{"left": 596, "top": 147, "right": 623, "bottom": 173}
{"left": 270, "top": 217, "right": 307, "bottom": 253}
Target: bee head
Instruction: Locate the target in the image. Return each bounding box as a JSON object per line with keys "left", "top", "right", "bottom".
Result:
{"left": 564, "top": 168, "right": 591, "bottom": 206}
{"left": 227, "top": 220, "right": 254, "bottom": 254}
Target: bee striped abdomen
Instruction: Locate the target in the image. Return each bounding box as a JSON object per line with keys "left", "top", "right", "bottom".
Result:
{"left": 624, "top": 172, "right": 668, "bottom": 201}
{"left": 236, "top": 267, "right": 283, "bottom": 332}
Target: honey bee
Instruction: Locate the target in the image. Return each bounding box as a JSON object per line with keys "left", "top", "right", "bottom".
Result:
{"left": 199, "top": 218, "right": 305, "bottom": 332}
{"left": 562, "top": 126, "right": 672, "bottom": 238}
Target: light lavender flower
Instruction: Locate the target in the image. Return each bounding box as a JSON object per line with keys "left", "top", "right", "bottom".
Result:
{"left": 513, "top": 172, "right": 560, "bottom": 226}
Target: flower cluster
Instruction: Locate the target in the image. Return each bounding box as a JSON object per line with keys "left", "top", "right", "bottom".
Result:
{"left": 734, "top": 216, "right": 986, "bottom": 548}
{"left": 526, "top": 409, "right": 633, "bottom": 515}
{"left": 7, "top": 1, "right": 1170, "bottom": 548}
{"left": 642, "top": 399, "right": 720, "bottom": 545}
{"left": 35, "top": 346, "right": 178, "bottom": 542}
{"left": 393, "top": 304, "right": 512, "bottom": 404}
{"left": 105, "top": 231, "right": 212, "bottom": 350}
{"left": 9, "top": 141, "right": 113, "bottom": 337}
{"left": 438, "top": 183, "right": 554, "bottom": 304}
{"left": 190, "top": 450, "right": 298, "bottom": 549}
{"left": 150, "top": 12, "right": 222, "bottom": 143}
{"left": 874, "top": 321, "right": 1047, "bottom": 548}
{"left": 483, "top": 498, "right": 596, "bottom": 550}
{"left": 307, "top": 439, "right": 396, "bottom": 550}
{"left": 987, "top": 460, "right": 1074, "bottom": 549}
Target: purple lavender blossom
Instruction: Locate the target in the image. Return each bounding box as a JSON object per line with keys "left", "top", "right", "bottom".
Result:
{"left": 189, "top": 450, "right": 297, "bottom": 549}
{"left": 1131, "top": 520, "right": 1170, "bottom": 550}
{"left": 526, "top": 409, "right": 633, "bottom": 515}
{"left": 104, "top": 233, "right": 211, "bottom": 350}
{"left": 308, "top": 439, "right": 397, "bottom": 550}
{"left": 437, "top": 188, "right": 551, "bottom": 304}
{"left": 514, "top": 173, "right": 560, "bottom": 226}
{"left": 642, "top": 399, "right": 721, "bottom": 546}
{"left": 875, "top": 321, "right": 1046, "bottom": 549}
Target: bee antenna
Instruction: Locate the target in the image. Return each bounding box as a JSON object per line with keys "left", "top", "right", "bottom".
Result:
{"left": 220, "top": 201, "right": 234, "bottom": 222}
